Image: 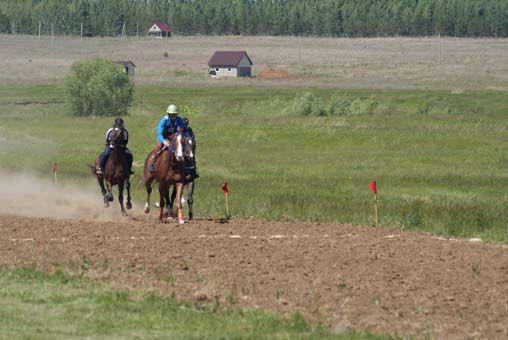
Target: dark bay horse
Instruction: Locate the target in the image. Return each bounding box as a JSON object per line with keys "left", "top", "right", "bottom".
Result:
{"left": 93, "top": 127, "right": 132, "bottom": 215}
{"left": 143, "top": 133, "right": 187, "bottom": 223}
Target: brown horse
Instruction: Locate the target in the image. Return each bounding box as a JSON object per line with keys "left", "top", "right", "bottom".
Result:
{"left": 143, "top": 134, "right": 187, "bottom": 223}
{"left": 93, "top": 127, "right": 132, "bottom": 215}
{"left": 168, "top": 133, "right": 197, "bottom": 220}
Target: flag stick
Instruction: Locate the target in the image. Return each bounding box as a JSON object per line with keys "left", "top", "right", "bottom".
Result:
{"left": 52, "top": 162, "right": 58, "bottom": 184}
{"left": 374, "top": 192, "right": 378, "bottom": 227}
{"left": 225, "top": 192, "right": 229, "bottom": 218}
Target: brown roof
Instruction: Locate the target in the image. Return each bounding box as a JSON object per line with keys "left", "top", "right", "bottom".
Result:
{"left": 152, "top": 21, "right": 170, "bottom": 32}
{"left": 208, "top": 51, "right": 253, "bottom": 67}
{"left": 116, "top": 60, "right": 136, "bottom": 67}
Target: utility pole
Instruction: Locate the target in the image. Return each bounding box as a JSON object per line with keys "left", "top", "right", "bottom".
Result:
{"left": 38, "top": 21, "right": 41, "bottom": 39}
{"left": 136, "top": 23, "right": 139, "bottom": 38}
{"left": 81, "top": 22, "right": 83, "bottom": 40}
{"left": 122, "top": 22, "right": 126, "bottom": 39}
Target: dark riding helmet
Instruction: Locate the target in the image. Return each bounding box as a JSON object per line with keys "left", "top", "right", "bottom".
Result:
{"left": 114, "top": 117, "right": 125, "bottom": 128}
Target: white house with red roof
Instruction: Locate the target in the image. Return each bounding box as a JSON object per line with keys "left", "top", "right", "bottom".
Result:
{"left": 148, "top": 21, "right": 171, "bottom": 38}
{"left": 208, "top": 51, "right": 253, "bottom": 78}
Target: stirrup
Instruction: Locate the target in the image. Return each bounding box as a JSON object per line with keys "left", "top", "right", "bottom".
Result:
{"left": 96, "top": 168, "right": 103, "bottom": 175}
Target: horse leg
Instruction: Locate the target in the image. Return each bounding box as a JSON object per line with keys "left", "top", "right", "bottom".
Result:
{"left": 169, "top": 188, "right": 175, "bottom": 219}
{"left": 158, "top": 183, "right": 168, "bottom": 221}
{"left": 144, "top": 177, "right": 154, "bottom": 214}
{"left": 187, "top": 180, "right": 194, "bottom": 221}
{"left": 97, "top": 176, "right": 109, "bottom": 207}
{"left": 118, "top": 182, "right": 127, "bottom": 216}
{"left": 174, "top": 182, "right": 185, "bottom": 224}
{"left": 168, "top": 184, "right": 177, "bottom": 218}
{"left": 125, "top": 178, "right": 132, "bottom": 210}
{"left": 105, "top": 181, "right": 114, "bottom": 202}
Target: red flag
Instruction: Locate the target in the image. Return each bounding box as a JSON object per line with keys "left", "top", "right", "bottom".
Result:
{"left": 369, "top": 181, "right": 377, "bottom": 194}
{"left": 221, "top": 182, "right": 229, "bottom": 194}
{"left": 52, "top": 162, "right": 59, "bottom": 174}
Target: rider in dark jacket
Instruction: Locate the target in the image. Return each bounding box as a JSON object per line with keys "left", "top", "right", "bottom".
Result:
{"left": 97, "top": 118, "right": 133, "bottom": 175}
{"left": 182, "top": 117, "right": 199, "bottom": 179}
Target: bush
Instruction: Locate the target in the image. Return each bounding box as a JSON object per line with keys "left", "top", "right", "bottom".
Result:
{"left": 349, "top": 96, "right": 378, "bottom": 115}
{"left": 328, "top": 95, "right": 352, "bottom": 116}
{"left": 288, "top": 93, "right": 325, "bottom": 116}
{"left": 65, "top": 58, "right": 134, "bottom": 116}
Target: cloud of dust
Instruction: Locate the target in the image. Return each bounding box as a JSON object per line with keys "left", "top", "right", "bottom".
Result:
{"left": 0, "top": 171, "right": 126, "bottom": 220}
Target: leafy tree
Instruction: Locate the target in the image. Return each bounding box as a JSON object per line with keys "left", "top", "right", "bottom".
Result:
{"left": 65, "top": 58, "right": 134, "bottom": 117}
{"left": 0, "top": 9, "right": 10, "bottom": 33}
{"left": 1, "top": 0, "right": 508, "bottom": 37}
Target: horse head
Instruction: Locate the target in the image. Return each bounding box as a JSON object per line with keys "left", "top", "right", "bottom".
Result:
{"left": 110, "top": 126, "right": 125, "bottom": 147}
{"left": 172, "top": 133, "right": 185, "bottom": 162}
{"left": 182, "top": 134, "right": 195, "bottom": 162}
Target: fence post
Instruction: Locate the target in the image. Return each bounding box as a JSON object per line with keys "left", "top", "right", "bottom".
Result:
{"left": 39, "top": 21, "right": 41, "bottom": 39}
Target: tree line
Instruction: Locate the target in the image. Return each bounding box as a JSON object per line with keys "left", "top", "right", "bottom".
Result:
{"left": 1, "top": 0, "right": 508, "bottom": 38}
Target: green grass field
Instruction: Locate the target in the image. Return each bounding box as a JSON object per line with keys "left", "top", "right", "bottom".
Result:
{"left": 1, "top": 85, "right": 508, "bottom": 243}
{"left": 0, "top": 267, "right": 383, "bottom": 340}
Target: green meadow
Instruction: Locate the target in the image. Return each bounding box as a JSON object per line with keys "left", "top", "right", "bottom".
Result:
{"left": 1, "top": 85, "right": 507, "bottom": 242}
{"left": 0, "top": 267, "right": 383, "bottom": 340}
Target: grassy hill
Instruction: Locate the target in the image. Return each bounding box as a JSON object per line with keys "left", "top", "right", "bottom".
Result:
{"left": 1, "top": 85, "right": 507, "bottom": 243}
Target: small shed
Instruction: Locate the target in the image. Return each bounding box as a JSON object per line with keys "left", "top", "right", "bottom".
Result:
{"left": 116, "top": 61, "right": 136, "bottom": 76}
{"left": 208, "top": 51, "right": 253, "bottom": 78}
{"left": 148, "top": 22, "right": 171, "bottom": 38}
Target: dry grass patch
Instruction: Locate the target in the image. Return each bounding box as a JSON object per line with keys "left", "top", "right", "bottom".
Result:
{"left": 1, "top": 35, "right": 508, "bottom": 89}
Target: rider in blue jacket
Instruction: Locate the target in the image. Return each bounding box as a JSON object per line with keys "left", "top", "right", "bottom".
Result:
{"left": 149, "top": 104, "right": 185, "bottom": 172}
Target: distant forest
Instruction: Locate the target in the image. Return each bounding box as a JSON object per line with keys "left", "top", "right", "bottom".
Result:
{"left": 1, "top": 0, "right": 508, "bottom": 37}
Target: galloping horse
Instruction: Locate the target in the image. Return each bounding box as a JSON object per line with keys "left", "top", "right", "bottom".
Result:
{"left": 169, "top": 133, "right": 196, "bottom": 220}
{"left": 143, "top": 133, "right": 187, "bottom": 223}
{"left": 93, "top": 127, "right": 132, "bottom": 215}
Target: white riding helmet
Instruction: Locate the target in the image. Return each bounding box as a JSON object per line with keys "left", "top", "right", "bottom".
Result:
{"left": 166, "top": 104, "right": 178, "bottom": 114}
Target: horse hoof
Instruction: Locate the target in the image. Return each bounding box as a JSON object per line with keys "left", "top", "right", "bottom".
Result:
{"left": 178, "top": 219, "right": 185, "bottom": 225}
{"left": 144, "top": 207, "right": 150, "bottom": 214}
{"left": 122, "top": 211, "right": 128, "bottom": 216}
{"left": 108, "top": 196, "right": 114, "bottom": 202}
{"left": 104, "top": 203, "right": 109, "bottom": 208}
{"left": 126, "top": 202, "right": 132, "bottom": 210}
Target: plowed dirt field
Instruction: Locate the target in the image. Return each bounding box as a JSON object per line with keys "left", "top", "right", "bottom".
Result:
{"left": 1, "top": 214, "right": 507, "bottom": 339}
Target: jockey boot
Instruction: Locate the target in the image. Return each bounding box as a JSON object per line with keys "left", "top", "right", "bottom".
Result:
{"left": 149, "top": 154, "right": 159, "bottom": 173}
{"left": 193, "top": 160, "right": 200, "bottom": 179}
{"left": 125, "top": 149, "right": 134, "bottom": 175}
{"left": 97, "top": 155, "right": 107, "bottom": 175}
